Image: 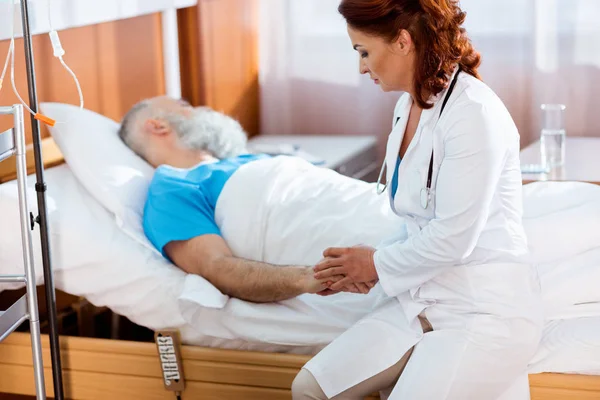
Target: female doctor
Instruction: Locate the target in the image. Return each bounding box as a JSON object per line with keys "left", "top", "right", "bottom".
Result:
{"left": 292, "top": 0, "right": 543, "bottom": 399}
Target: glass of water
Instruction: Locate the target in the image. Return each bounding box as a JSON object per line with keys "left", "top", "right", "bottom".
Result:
{"left": 540, "top": 104, "right": 566, "bottom": 168}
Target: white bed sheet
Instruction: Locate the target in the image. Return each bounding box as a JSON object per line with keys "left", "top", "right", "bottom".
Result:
{"left": 1, "top": 164, "right": 600, "bottom": 376}
{"left": 528, "top": 316, "right": 600, "bottom": 375}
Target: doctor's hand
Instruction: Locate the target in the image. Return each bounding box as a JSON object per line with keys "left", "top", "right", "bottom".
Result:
{"left": 309, "top": 263, "right": 375, "bottom": 296}
{"left": 314, "top": 246, "right": 379, "bottom": 291}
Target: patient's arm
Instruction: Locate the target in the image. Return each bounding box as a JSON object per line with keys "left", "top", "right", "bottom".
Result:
{"left": 165, "top": 235, "right": 329, "bottom": 303}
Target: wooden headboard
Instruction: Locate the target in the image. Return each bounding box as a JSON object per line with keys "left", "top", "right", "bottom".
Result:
{"left": 0, "top": 137, "right": 63, "bottom": 183}
{"left": 0, "top": 1, "right": 260, "bottom": 183}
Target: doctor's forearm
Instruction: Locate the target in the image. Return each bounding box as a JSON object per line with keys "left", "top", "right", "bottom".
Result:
{"left": 374, "top": 231, "right": 469, "bottom": 297}
{"left": 379, "top": 226, "right": 476, "bottom": 268}
{"left": 204, "top": 256, "right": 312, "bottom": 303}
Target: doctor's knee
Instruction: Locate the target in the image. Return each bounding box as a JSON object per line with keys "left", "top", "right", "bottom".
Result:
{"left": 292, "top": 368, "right": 328, "bottom": 400}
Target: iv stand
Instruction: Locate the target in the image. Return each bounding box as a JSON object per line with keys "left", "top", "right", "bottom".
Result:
{"left": 19, "top": 0, "right": 65, "bottom": 398}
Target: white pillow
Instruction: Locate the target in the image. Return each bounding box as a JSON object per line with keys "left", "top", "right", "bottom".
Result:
{"left": 39, "top": 103, "right": 156, "bottom": 251}
{"left": 0, "top": 165, "right": 197, "bottom": 330}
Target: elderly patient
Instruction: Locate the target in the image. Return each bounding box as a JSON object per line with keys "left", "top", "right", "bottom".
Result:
{"left": 118, "top": 96, "right": 370, "bottom": 303}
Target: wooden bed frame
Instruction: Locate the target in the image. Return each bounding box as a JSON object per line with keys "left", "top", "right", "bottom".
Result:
{"left": 1, "top": 138, "right": 599, "bottom": 400}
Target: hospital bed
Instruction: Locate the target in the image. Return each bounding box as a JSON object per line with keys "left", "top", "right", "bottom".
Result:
{"left": 1, "top": 138, "right": 600, "bottom": 400}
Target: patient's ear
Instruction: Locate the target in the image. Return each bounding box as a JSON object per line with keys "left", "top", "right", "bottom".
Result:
{"left": 144, "top": 118, "right": 171, "bottom": 137}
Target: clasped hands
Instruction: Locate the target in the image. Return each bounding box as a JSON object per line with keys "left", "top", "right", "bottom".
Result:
{"left": 313, "top": 245, "right": 379, "bottom": 296}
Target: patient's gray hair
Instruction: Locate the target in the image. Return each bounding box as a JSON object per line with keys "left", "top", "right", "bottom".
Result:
{"left": 118, "top": 100, "right": 150, "bottom": 157}
{"left": 118, "top": 100, "right": 247, "bottom": 160}
{"left": 164, "top": 107, "right": 248, "bottom": 159}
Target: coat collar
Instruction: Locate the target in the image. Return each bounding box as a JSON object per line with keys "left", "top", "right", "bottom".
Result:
{"left": 384, "top": 64, "right": 461, "bottom": 186}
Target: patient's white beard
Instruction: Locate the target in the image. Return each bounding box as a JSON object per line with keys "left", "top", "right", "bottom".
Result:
{"left": 167, "top": 107, "right": 248, "bottom": 159}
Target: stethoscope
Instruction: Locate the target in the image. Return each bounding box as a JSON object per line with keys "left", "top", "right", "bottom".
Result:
{"left": 376, "top": 66, "right": 462, "bottom": 210}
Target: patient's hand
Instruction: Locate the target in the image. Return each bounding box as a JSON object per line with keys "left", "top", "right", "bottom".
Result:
{"left": 301, "top": 266, "right": 345, "bottom": 294}
{"left": 317, "top": 279, "right": 378, "bottom": 296}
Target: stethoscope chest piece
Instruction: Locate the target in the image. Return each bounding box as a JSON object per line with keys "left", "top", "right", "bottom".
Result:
{"left": 420, "top": 187, "right": 429, "bottom": 209}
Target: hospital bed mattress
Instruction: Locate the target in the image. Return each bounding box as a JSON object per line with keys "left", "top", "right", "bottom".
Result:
{"left": 1, "top": 165, "right": 600, "bottom": 354}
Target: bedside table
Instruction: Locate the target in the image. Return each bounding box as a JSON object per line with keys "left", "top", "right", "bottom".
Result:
{"left": 520, "top": 137, "right": 600, "bottom": 185}
{"left": 248, "top": 135, "right": 380, "bottom": 182}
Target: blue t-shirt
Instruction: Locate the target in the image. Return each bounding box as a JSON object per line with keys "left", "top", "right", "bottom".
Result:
{"left": 143, "top": 154, "right": 268, "bottom": 256}
{"left": 391, "top": 157, "right": 402, "bottom": 200}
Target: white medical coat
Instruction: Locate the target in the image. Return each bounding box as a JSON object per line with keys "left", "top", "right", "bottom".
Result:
{"left": 304, "top": 69, "right": 543, "bottom": 399}
{"left": 375, "top": 68, "right": 531, "bottom": 296}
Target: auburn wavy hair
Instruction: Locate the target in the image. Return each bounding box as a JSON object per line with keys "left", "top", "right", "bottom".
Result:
{"left": 338, "top": 0, "right": 481, "bottom": 109}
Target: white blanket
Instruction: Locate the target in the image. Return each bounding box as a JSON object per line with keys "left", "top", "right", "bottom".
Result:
{"left": 192, "top": 156, "right": 600, "bottom": 323}
{"left": 217, "top": 156, "right": 600, "bottom": 266}
{"left": 216, "top": 156, "right": 400, "bottom": 267}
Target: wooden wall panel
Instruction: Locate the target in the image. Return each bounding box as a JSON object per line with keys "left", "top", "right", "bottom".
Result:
{"left": 0, "top": 14, "right": 166, "bottom": 145}
{"left": 179, "top": 0, "right": 260, "bottom": 136}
